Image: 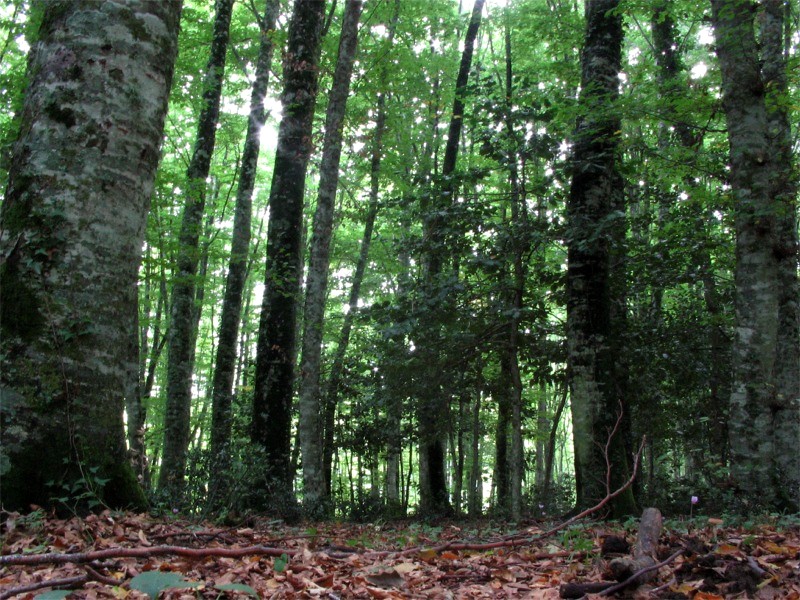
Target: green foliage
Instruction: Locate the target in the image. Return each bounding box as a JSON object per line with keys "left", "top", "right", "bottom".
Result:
{"left": 129, "top": 571, "right": 202, "bottom": 599}
{"left": 558, "top": 525, "right": 595, "bottom": 557}
{"left": 0, "top": 0, "right": 785, "bottom": 519}
{"left": 273, "top": 553, "right": 289, "bottom": 573}
{"left": 127, "top": 571, "right": 257, "bottom": 600}
{"left": 46, "top": 463, "right": 110, "bottom": 516}
{"left": 35, "top": 591, "right": 72, "bottom": 600}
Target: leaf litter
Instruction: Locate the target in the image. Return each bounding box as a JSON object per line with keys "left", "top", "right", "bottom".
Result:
{"left": 1, "top": 510, "right": 799, "bottom": 599}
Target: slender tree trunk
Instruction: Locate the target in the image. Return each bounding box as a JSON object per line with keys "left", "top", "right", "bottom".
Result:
{"left": 0, "top": 0, "right": 180, "bottom": 511}
{"left": 207, "top": 0, "right": 279, "bottom": 508}
{"left": 651, "top": 0, "right": 730, "bottom": 468}
{"left": 543, "top": 385, "right": 568, "bottom": 508}
{"left": 468, "top": 391, "right": 483, "bottom": 517}
{"left": 251, "top": 0, "right": 327, "bottom": 499}
{"left": 503, "top": 13, "right": 526, "bottom": 521}
{"left": 535, "top": 387, "right": 548, "bottom": 490}
{"left": 418, "top": 0, "right": 485, "bottom": 517}
{"left": 160, "top": 0, "right": 235, "bottom": 499}
{"left": 493, "top": 367, "right": 510, "bottom": 512}
{"left": 322, "top": 0, "right": 400, "bottom": 496}
{"left": 298, "top": 0, "right": 363, "bottom": 518}
{"left": 567, "top": 0, "right": 636, "bottom": 517}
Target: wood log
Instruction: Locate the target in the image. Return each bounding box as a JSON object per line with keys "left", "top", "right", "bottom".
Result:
{"left": 559, "top": 581, "right": 615, "bottom": 598}
{"left": 608, "top": 507, "right": 662, "bottom": 583}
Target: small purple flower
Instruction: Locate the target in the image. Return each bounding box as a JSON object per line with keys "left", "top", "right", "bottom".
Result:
{"left": 172, "top": 508, "right": 179, "bottom": 514}
{"left": 691, "top": 496, "right": 699, "bottom": 505}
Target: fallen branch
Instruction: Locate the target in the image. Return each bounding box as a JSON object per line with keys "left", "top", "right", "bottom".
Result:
{"left": 0, "top": 543, "right": 296, "bottom": 567}
{"left": 0, "top": 575, "right": 87, "bottom": 600}
{"left": 0, "top": 563, "right": 119, "bottom": 600}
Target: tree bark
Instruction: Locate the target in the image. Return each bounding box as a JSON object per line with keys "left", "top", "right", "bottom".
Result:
{"left": 207, "top": 0, "right": 279, "bottom": 508}
{"left": 297, "top": 0, "right": 362, "bottom": 518}
{"left": 0, "top": 0, "right": 181, "bottom": 511}
{"left": 566, "top": 0, "right": 636, "bottom": 517}
{"left": 251, "top": 0, "right": 327, "bottom": 497}
{"left": 760, "top": 0, "right": 799, "bottom": 512}
{"left": 160, "top": 0, "right": 235, "bottom": 499}
{"left": 711, "top": 0, "right": 797, "bottom": 511}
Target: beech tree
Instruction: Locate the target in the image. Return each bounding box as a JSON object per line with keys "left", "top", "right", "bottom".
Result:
{"left": 159, "top": 0, "right": 235, "bottom": 498}
{"left": 711, "top": 0, "right": 799, "bottom": 511}
{"left": 298, "top": 0, "right": 363, "bottom": 518}
{"left": 566, "top": 0, "right": 636, "bottom": 516}
{"left": 251, "top": 0, "right": 327, "bottom": 500}
{"left": 416, "top": 0, "right": 485, "bottom": 517}
{"left": 0, "top": 0, "right": 181, "bottom": 510}
{"left": 207, "top": 0, "right": 280, "bottom": 508}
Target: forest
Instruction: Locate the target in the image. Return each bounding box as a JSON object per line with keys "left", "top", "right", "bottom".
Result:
{"left": 0, "top": 0, "right": 798, "bottom": 529}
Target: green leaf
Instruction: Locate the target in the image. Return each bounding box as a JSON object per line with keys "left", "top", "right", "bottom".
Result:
{"left": 273, "top": 553, "right": 289, "bottom": 573}
{"left": 215, "top": 583, "right": 258, "bottom": 596}
{"left": 129, "top": 571, "right": 201, "bottom": 599}
{"left": 35, "top": 592, "right": 72, "bottom": 599}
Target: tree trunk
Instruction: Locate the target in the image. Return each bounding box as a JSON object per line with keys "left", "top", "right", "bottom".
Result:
{"left": 712, "top": 0, "right": 783, "bottom": 509}
{"left": 712, "top": 0, "right": 798, "bottom": 510}
{"left": 322, "top": 0, "right": 400, "bottom": 496}
{"left": 493, "top": 367, "right": 510, "bottom": 512}
{"left": 0, "top": 0, "right": 180, "bottom": 511}
{"left": 761, "top": 0, "right": 799, "bottom": 512}
{"left": 298, "top": 0, "right": 363, "bottom": 519}
{"left": 251, "top": 0, "right": 327, "bottom": 498}
{"left": 503, "top": 13, "right": 526, "bottom": 522}
{"left": 566, "top": 0, "right": 636, "bottom": 517}
{"left": 468, "top": 391, "right": 483, "bottom": 517}
{"left": 418, "top": 0, "right": 485, "bottom": 518}
{"left": 160, "top": 0, "right": 235, "bottom": 499}
{"left": 207, "top": 0, "right": 279, "bottom": 509}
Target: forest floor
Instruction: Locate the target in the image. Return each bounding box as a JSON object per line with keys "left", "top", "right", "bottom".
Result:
{"left": 1, "top": 509, "right": 799, "bottom": 599}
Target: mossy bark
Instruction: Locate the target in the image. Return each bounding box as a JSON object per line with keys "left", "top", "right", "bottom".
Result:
{"left": 0, "top": 0, "right": 181, "bottom": 511}
{"left": 712, "top": 0, "right": 799, "bottom": 511}
{"left": 251, "top": 0, "right": 327, "bottom": 500}
{"left": 567, "top": 0, "right": 637, "bottom": 517}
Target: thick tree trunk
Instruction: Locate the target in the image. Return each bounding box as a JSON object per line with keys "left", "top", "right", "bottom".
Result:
{"left": 251, "top": 0, "right": 327, "bottom": 498}
{"left": 567, "top": 0, "right": 636, "bottom": 517}
{"left": 0, "top": 0, "right": 181, "bottom": 511}
{"left": 711, "top": 0, "right": 796, "bottom": 510}
{"left": 297, "top": 0, "right": 363, "bottom": 518}
{"left": 160, "top": 0, "right": 235, "bottom": 499}
{"left": 761, "top": 0, "right": 799, "bottom": 511}
{"left": 207, "top": 0, "right": 279, "bottom": 508}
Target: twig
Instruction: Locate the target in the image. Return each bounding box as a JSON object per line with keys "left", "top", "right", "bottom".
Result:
{"left": 84, "top": 563, "right": 120, "bottom": 585}
{"left": 0, "top": 575, "right": 87, "bottom": 600}
{"left": 539, "top": 435, "right": 646, "bottom": 540}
